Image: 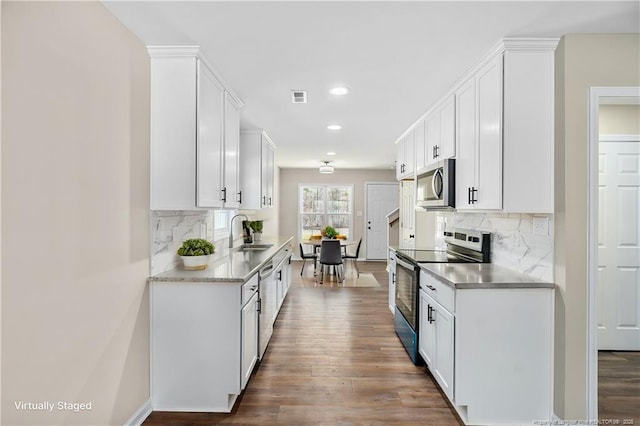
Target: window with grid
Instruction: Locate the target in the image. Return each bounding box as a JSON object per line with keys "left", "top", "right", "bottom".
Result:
{"left": 299, "top": 184, "right": 353, "bottom": 241}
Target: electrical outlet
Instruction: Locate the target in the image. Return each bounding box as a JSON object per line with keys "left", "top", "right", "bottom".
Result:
{"left": 532, "top": 217, "right": 549, "bottom": 236}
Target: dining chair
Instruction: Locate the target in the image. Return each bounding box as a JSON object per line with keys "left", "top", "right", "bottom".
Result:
{"left": 299, "top": 243, "right": 317, "bottom": 276}
{"left": 317, "top": 239, "right": 344, "bottom": 284}
{"left": 342, "top": 238, "right": 362, "bottom": 277}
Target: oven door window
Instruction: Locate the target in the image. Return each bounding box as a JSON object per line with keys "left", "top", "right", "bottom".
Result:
{"left": 395, "top": 262, "right": 417, "bottom": 329}
{"left": 418, "top": 169, "right": 443, "bottom": 202}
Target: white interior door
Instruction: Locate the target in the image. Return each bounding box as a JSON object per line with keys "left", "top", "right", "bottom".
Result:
{"left": 598, "top": 139, "right": 640, "bottom": 350}
{"left": 366, "top": 183, "right": 399, "bottom": 260}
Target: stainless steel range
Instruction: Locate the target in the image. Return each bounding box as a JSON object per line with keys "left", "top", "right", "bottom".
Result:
{"left": 394, "top": 228, "right": 490, "bottom": 365}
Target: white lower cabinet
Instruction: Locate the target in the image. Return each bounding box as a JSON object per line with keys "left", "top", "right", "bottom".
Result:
{"left": 388, "top": 250, "right": 396, "bottom": 314}
{"left": 241, "top": 290, "right": 259, "bottom": 390}
{"left": 419, "top": 289, "right": 454, "bottom": 401}
{"left": 418, "top": 270, "right": 554, "bottom": 425}
{"left": 151, "top": 272, "right": 269, "bottom": 412}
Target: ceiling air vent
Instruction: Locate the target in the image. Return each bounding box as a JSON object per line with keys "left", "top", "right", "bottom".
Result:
{"left": 291, "top": 90, "right": 307, "bottom": 104}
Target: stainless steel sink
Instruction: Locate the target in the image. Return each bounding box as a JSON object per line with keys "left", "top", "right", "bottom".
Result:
{"left": 237, "top": 243, "right": 274, "bottom": 251}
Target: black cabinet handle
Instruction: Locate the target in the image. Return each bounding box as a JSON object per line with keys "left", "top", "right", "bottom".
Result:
{"left": 277, "top": 270, "right": 282, "bottom": 280}
{"left": 468, "top": 187, "right": 472, "bottom": 205}
{"left": 237, "top": 191, "right": 242, "bottom": 204}
{"left": 409, "top": 234, "right": 415, "bottom": 239}
{"left": 470, "top": 187, "right": 478, "bottom": 204}
{"left": 435, "top": 145, "right": 440, "bottom": 158}
{"left": 268, "top": 197, "right": 272, "bottom": 206}
{"left": 428, "top": 305, "right": 435, "bottom": 324}
{"left": 425, "top": 284, "right": 436, "bottom": 291}
{"left": 262, "top": 196, "right": 266, "bottom": 206}
{"left": 221, "top": 187, "right": 227, "bottom": 202}
{"left": 257, "top": 298, "right": 262, "bottom": 313}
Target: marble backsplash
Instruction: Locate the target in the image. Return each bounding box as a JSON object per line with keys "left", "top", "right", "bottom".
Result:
{"left": 434, "top": 212, "right": 554, "bottom": 282}
{"left": 151, "top": 210, "right": 215, "bottom": 275}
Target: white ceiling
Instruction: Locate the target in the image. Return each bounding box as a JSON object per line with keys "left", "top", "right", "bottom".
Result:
{"left": 102, "top": 1, "right": 639, "bottom": 170}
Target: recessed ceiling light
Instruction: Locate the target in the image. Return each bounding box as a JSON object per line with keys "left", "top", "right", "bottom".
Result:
{"left": 329, "top": 87, "right": 350, "bottom": 96}
{"left": 327, "top": 125, "right": 342, "bottom": 130}
{"left": 326, "top": 151, "right": 336, "bottom": 156}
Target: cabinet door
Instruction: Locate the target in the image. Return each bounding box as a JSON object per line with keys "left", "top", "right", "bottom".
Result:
{"left": 197, "top": 63, "right": 225, "bottom": 208}
{"left": 404, "top": 129, "right": 415, "bottom": 177}
{"left": 261, "top": 138, "right": 274, "bottom": 207}
{"left": 419, "top": 290, "right": 436, "bottom": 367}
{"left": 425, "top": 112, "right": 440, "bottom": 165}
{"left": 475, "top": 55, "right": 503, "bottom": 210}
{"left": 395, "top": 137, "right": 405, "bottom": 180}
{"left": 400, "top": 180, "right": 415, "bottom": 247}
{"left": 241, "top": 292, "right": 259, "bottom": 389}
{"left": 388, "top": 253, "right": 396, "bottom": 314}
{"left": 224, "top": 93, "right": 241, "bottom": 208}
{"left": 438, "top": 96, "right": 456, "bottom": 160}
{"left": 455, "top": 78, "right": 476, "bottom": 209}
{"left": 434, "top": 303, "right": 455, "bottom": 401}
{"left": 414, "top": 120, "right": 427, "bottom": 172}
{"left": 150, "top": 56, "right": 198, "bottom": 210}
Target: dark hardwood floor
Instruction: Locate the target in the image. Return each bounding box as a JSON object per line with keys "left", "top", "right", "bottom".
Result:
{"left": 599, "top": 351, "right": 640, "bottom": 422}
{"left": 144, "top": 260, "right": 462, "bottom": 425}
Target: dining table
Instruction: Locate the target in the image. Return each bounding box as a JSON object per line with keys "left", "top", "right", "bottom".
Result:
{"left": 303, "top": 238, "right": 357, "bottom": 255}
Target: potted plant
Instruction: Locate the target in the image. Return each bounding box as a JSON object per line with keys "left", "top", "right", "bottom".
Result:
{"left": 177, "top": 238, "right": 215, "bottom": 269}
{"left": 249, "top": 220, "right": 264, "bottom": 242}
{"left": 322, "top": 226, "right": 338, "bottom": 239}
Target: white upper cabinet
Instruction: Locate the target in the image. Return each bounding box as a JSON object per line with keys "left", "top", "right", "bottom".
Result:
{"left": 414, "top": 119, "right": 427, "bottom": 172}
{"left": 455, "top": 38, "right": 557, "bottom": 212}
{"left": 396, "top": 130, "right": 415, "bottom": 180}
{"left": 397, "top": 38, "right": 557, "bottom": 213}
{"left": 197, "top": 63, "right": 225, "bottom": 209}
{"left": 424, "top": 95, "right": 456, "bottom": 169}
{"left": 224, "top": 93, "right": 242, "bottom": 208}
{"left": 455, "top": 54, "right": 503, "bottom": 210}
{"left": 240, "top": 130, "right": 276, "bottom": 209}
{"left": 501, "top": 44, "right": 556, "bottom": 213}
{"left": 148, "top": 46, "right": 243, "bottom": 211}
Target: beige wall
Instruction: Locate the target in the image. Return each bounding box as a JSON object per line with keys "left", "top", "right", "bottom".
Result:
{"left": 2, "top": 2, "right": 150, "bottom": 425}
{"left": 279, "top": 168, "right": 396, "bottom": 258}
{"left": 600, "top": 104, "right": 640, "bottom": 135}
{"left": 554, "top": 34, "right": 640, "bottom": 420}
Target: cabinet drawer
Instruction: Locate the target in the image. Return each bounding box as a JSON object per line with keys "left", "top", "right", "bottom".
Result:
{"left": 420, "top": 270, "right": 454, "bottom": 313}
{"left": 242, "top": 274, "right": 259, "bottom": 306}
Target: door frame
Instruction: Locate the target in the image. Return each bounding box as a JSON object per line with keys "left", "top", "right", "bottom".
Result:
{"left": 364, "top": 181, "right": 399, "bottom": 260}
{"left": 587, "top": 86, "right": 640, "bottom": 421}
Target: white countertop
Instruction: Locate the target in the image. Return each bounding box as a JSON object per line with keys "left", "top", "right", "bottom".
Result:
{"left": 420, "top": 263, "right": 554, "bottom": 289}
{"left": 149, "top": 236, "right": 294, "bottom": 283}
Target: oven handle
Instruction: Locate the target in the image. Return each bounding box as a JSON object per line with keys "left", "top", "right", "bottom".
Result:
{"left": 395, "top": 256, "right": 417, "bottom": 271}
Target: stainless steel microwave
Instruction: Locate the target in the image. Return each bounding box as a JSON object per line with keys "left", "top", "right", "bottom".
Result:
{"left": 416, "top": 159, "right": 455, "bottom": 210}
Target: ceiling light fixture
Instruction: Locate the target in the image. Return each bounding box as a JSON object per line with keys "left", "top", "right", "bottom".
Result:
{"left": 327, "top": 124, "right": 342, "bottom": 130}
{"left": 329, "top": 87, "right": 350, "bottom": 96}
{"left": 326, "top": 151, "right": 336, "bottom": 156}
{"left": 319, "top": 161, "right": 334, "bottom": 174}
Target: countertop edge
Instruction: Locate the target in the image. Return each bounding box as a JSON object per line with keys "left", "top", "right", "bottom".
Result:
{"left": 419, "top": 263, "right": 556, "bottom": 290}
{"left": 148, "top": 236, "right": 294, "bottom": 283}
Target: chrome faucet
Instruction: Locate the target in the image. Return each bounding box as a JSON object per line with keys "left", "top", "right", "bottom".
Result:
{"left": 229, "top": 214, "right": 249, "bottom": 248}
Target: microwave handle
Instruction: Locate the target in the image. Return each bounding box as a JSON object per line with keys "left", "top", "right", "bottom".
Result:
{"left": 432, "top": 169, "right": 443, "bottom": 198}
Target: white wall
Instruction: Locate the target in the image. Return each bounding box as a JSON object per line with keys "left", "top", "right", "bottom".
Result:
{"left": 554, "top": 33, "right": 640, "bottom": 420}
{"left": 2, "top": 2, "right": 150, "bottom": 424}
{"left": 279, "top": 168, "right": 396, "bottom": 258}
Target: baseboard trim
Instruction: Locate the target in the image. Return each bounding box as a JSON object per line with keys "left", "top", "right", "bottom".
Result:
{"left": 125, "top": 398, "right": 152, "bottom": 426}
{"left": 552, "top": 413, "right": 562, "bottom": 423}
